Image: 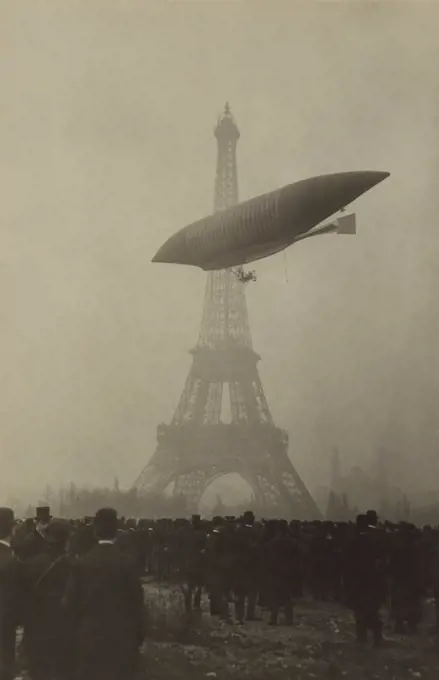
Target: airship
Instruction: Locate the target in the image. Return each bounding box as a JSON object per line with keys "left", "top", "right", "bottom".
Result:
{"left": 152, "top": 170, "right": 390, "bottom": 272}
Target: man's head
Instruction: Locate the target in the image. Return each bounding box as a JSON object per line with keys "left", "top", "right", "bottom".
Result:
{"left": 46, "top": 518, "right": 71, "bottom": 548}
{"left": 0, "top": 508, "right": 14, "bottom": 541}
{"left": 24, "top": 517, "right": 35, "bottom": 532}
{"left": 365, "top": 509, "right": 378, "bottom": 528}
{"left": 94, "top": 507, "right": 118, "bottom": 541}
{"left": 356, "top": 514, "right": 368, "bottom": 532}
{"left": 36, "top": 506, "right": 52, "bottom": 527}
{"left": 191, "top": 514, "right": 201, "bottom": 528}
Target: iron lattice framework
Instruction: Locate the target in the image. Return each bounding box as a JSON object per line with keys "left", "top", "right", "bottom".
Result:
{"left": 134, "top": 103, "right": 321, "bottom": 519}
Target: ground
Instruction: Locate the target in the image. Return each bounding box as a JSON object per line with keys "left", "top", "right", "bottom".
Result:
{"left": 141, "top": 580, "right": 439, "bottom": 680}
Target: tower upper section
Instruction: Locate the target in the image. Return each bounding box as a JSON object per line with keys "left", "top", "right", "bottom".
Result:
{"left": 214, "top": 103, "right": 240, "bottom": 212}
{"left": 196, "top": 103, "right": 253, "bottom": 351}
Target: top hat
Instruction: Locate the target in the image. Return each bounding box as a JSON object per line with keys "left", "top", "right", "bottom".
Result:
{"left": 36, "top": 506, "right": 52, "bottom": 522}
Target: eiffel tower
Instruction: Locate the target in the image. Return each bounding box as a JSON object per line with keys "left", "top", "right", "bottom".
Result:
{"left": 134, "top": 104, "right": 321, "bottom": 519}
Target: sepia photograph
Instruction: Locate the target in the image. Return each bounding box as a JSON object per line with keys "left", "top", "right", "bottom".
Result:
{"left": 1, "top": 1, "right": 439, "bottom": 678}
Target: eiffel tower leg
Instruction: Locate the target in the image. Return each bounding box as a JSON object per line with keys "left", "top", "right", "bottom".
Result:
{"left": 247, "top": 456, "right": 321, "bottom": 520}
{"left": 277, "top": 460, "right": 322, "bottom": 520}
{"left": 173, "top": 470, "right": 207, "bottom": 513}
{"left": 133, "top": 459, "right": 172, "bottom": 497}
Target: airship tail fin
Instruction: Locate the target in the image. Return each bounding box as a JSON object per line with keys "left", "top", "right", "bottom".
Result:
{"left": 336, "top": 213, "right": 356, "bottom": 235}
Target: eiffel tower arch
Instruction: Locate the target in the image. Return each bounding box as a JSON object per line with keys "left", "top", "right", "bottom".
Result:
{"left": 134, "top": 104, "right": 322, "bottom": 520}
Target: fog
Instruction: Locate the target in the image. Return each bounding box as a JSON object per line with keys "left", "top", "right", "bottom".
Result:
{"left": 1, "top": 0, "right": 439, "bottom": 505}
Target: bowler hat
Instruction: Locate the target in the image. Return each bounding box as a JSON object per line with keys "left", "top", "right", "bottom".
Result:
{"left": 94, "top": 507, "right": 118, "bottom": 539}
{"left": 0, "top": 507, "right": 14, "bottom": 529}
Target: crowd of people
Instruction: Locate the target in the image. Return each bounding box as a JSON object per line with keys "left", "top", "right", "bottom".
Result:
{"left": 0, "top": 506, "right": 144, "bottom": 680}
{"left": 139, "top": 509, "right": 439, "bottom": 640}
{"left": 1, "top": 504, "right": 439, "bottom": 680}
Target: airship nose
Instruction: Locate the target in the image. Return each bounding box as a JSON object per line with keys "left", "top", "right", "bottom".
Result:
{"left": 328, "top": 169, "right": 390, "bottom": 209}
{"left": 342, "top": 170, "right": 390, "bottom": 195}
{"left": 278, "top": 170, "right": 390, "bottom": 231}
{"left": 329, "top": 170, "right": 390, "bottom": 209}
{"left": 152, "top": 229, "right": 192, "bottom": 265}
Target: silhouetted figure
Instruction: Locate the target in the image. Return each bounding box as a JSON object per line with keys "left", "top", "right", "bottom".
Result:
{"left": 178, "top": 515, "right": 206, "bottom": 612}
{"left": 389, "top": 523, "right": 423, "bottom": 634}
{"left": 19, "top": 506, "right": 51, "bottom": 560}
{"left": 23, "top": 518, "right": 73, "bottom": 680}
{"left": 0, "top": 508, "right": 22, "bottom": 680}
{"left": 344, "top": 513, "right": 386, "bottom": 647}
{"left": 264, "top": 520, "right": 299, "bottom": 626}
{"left": 70, "top": 517, "right": 96, "bottom": 557}
{"left": 63, "top": 507, "right": 145, "bottom": 680}
{"left": 232, "top": 511, "right": 260, "bottom": 623}
{"left": 206, "top": 517, "right": 233, "bottom": 621}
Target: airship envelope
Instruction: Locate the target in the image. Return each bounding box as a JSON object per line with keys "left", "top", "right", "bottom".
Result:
{"left": 152, "top": 170, "right": 389, "bottom": 270}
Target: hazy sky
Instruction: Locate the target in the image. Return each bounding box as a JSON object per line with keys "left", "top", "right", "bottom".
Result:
{"left": 1, "top": 0, "right": 439, "bottom": 503}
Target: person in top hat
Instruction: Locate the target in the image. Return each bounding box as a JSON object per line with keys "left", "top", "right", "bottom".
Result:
{"left": 22, "top": 518, "right": 73, "bottom": 680}
{"left": 179, "top": 514, "right": 206, "bottom": 612}
{"left": 264, "top": 519, "right": 298, "bottom": 626}
{"left": 36, "top": 506, "right": 52, "bottom": 523}
{"left": 233, "top": 510, "right": 260, "bottom": 623}
{"left": 366, "top": 510, "right": 379, "bottom": 528}
{"left": 18, "top": 506, "right": 52, "bottom": 561}
{"left": 343, "top": 514, "right": 386, "bottom": 647}
{"left": 0, "top": 508, "right": 22, "bottom": 680}
{"left": 63, "top": 507, "right": 145, "bottom": 680}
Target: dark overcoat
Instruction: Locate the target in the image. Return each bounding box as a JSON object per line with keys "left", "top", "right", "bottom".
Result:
{"left": 0, "top": 543, "right": 22, "bottom": 680}
{"left": 63, "top": 542, "right": 145, "bottom": 680}
{"left": 23, "top": 549, "right": 73, "bottom": 680}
